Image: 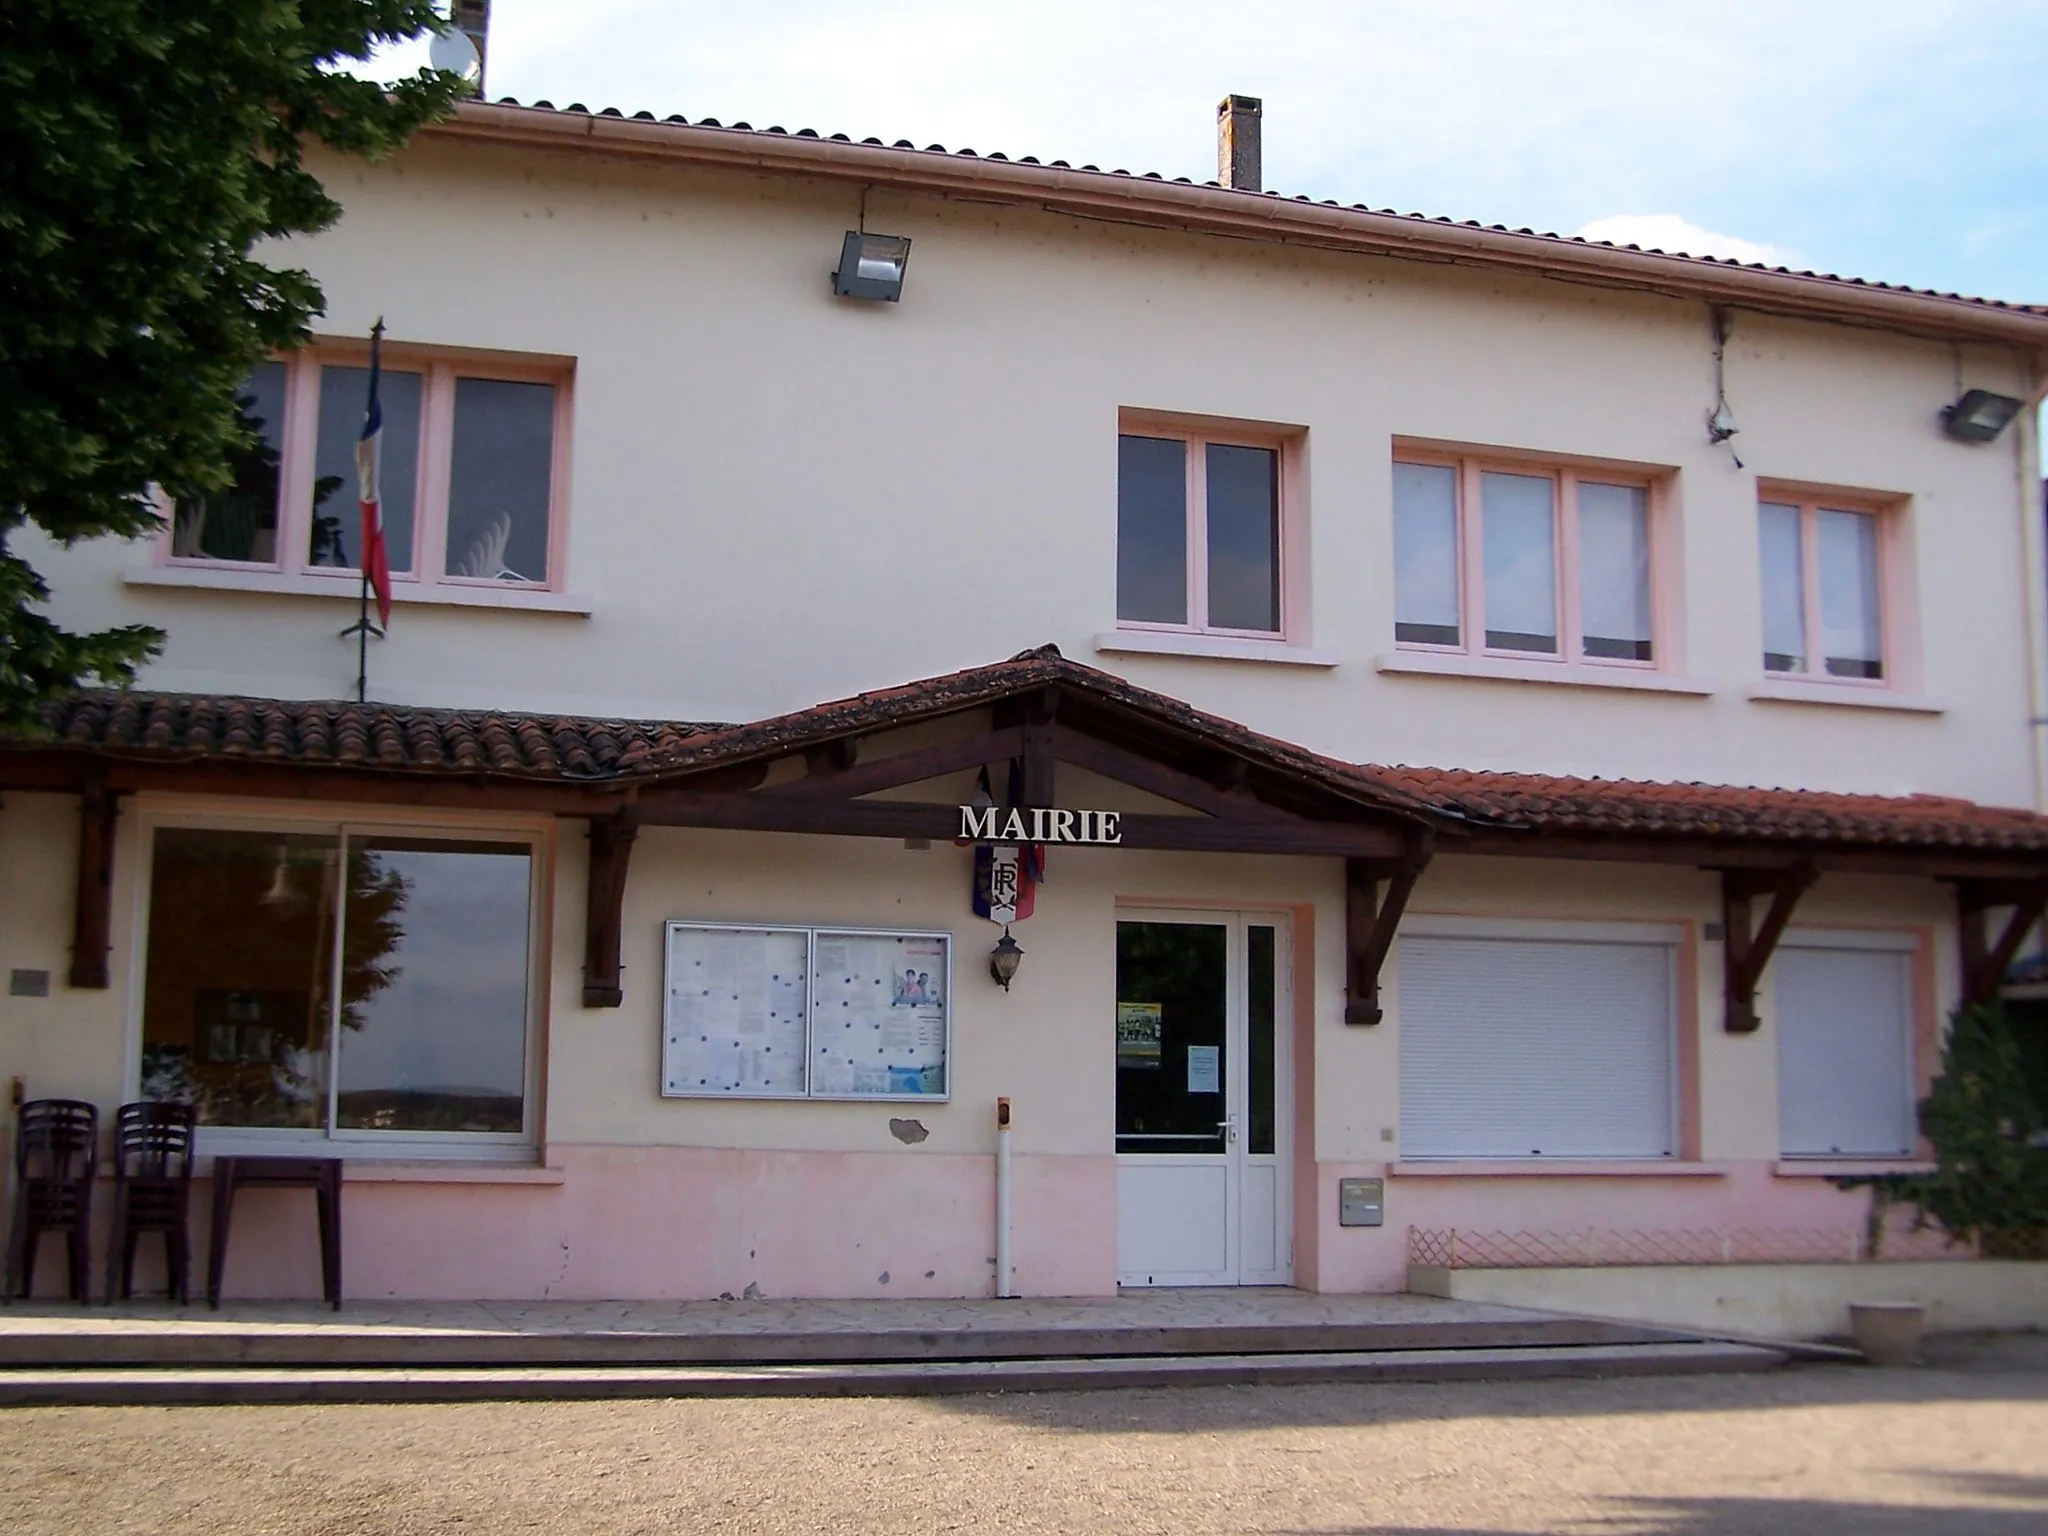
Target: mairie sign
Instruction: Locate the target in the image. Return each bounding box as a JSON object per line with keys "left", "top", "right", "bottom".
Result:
{"left": 959, "top": 805, "right": 1123, "bottom": 845}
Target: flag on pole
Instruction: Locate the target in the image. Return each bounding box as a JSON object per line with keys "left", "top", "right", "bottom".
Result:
{"left": 969, "top": 763, "right": 1042, "bottom": 924}
{"left": 354, "top": 325, "right": 394, "bottom": 628}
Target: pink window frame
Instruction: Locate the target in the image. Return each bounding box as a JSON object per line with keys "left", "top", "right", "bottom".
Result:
{"left": 1116, "top": 411, "right": 1306, "bottom": 644}
{"left": 157, "top": 338, "right": 575, "bottom": 594}
{"left": 1392, "top": 449, "right": 1669, "bottom": 671}
{"left": 1755, "top": 487, "right": 1908, "bottom": 692}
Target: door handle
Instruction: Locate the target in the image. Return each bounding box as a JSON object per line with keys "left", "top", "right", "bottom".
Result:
{"left": 1216, "top": 1114, "right": 1237, "bottom": 1144}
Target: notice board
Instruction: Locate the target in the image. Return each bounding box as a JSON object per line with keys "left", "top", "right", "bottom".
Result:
{"left": 661, "top": 922, "right": 951, "bottom": 1101}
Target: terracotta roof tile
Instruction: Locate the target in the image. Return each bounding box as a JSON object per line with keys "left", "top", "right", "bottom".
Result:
{"left": 15, "top": 651, "right": 2048, "bottom": 862}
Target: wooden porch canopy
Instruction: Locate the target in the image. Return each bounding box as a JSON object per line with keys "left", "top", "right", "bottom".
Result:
{"left": 8, "top": 646, "right": 2048, "bottom": 1026}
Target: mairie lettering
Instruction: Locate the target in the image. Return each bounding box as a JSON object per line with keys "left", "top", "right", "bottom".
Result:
{"left": 958, "top": 805, "right": 1122, "bottom": 845}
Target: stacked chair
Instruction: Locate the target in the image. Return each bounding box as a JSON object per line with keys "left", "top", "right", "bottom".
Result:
{"left": 3, "top": 1098, "right": 198, "bottom": 1304}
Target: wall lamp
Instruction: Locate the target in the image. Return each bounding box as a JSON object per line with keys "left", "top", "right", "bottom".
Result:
{"left": 1942, "top": 389, "right": 2024, "bottom": 443}
{"left": 988, "top": 928, "right": 1024, "bottom": 991}
{"left": 832, "top": 231, "right": 912, "bottom": 302}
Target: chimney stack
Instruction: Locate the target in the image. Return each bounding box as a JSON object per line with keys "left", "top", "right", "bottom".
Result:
{"left": 1217, "top": 95, "right": 1262, "bottom": 191}
{"left": 451, "top": 0, "right": 490, "bottom": 95}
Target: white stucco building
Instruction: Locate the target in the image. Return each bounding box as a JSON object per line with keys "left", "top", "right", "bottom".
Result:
{"left": 4, "top": 92, "right": 2046, "bottom": 1304}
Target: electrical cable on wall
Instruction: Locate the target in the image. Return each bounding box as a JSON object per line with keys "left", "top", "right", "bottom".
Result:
{"left": 1707, "top": 306, "right": 1744, "bottom": 469}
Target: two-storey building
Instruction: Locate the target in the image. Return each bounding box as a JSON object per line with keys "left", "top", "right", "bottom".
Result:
{"left": 4, "top": 92, "right": 2046, "bottom": 1304}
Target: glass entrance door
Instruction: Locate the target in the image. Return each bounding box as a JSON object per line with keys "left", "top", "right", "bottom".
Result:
{"left": 1114, "top": 913, "right": 1289, "bottom": 1286}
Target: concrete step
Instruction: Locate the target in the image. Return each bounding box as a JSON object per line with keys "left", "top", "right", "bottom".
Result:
{"left": 0, "top": 1340, "right": 1787, "bottom": 1406}
{"left": 0, "top": 1314, "right": 1689, "bottom": 1370}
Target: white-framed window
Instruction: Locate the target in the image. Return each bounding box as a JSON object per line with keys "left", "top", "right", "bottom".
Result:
{"left": 1117, "top": 416, "right": 1298, "bottom": 640}
{"left": 1397, "top": 917, "right": 1680, "bottom": 1160}
{"left": 1393, "top": 453, "right": 1661, "bottom": 666}
{"left": 1774, "top": 932, "right": 1918, "bottom": 1159}
{"left": 132, "top": 813, "right": 547, "bottom": 1158}
{"left": 1757, "top": 492, "right": 1897, "bottom": 683}
{"left": 161, "top": 339, "right": 574, "bottom": 596}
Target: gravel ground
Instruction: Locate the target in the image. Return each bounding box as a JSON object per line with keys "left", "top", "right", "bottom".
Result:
{"left": 2, "top": 1334, "right": 2044, "bottom": 1536}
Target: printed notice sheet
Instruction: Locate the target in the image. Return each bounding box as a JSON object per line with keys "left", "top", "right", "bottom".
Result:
{"left": 662, "top": 925, "right": 809, "bottom": 1096}
{"left": 809, "top": 930, "right": 950, "bottom": 1098}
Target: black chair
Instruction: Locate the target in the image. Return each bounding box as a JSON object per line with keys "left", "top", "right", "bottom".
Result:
{"left": 3, "top": 1098, "right": 99, "bottom": 1303}
{"left": 105, "top": 1102, "right": 197, "bottom": 1304}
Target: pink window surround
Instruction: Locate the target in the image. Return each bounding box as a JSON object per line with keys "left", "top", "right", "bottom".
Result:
{"left": 154, "top": 338, "right": 576, "bottom": 599}
{"left": 1754, "top": 483, "right": 1918, "bottom": 695}
{"left": 1392, "top": 446, "right": 1680, "bottom": 676}
{"left": 1115, "top": 410, "right": 1310, "bottom": 648}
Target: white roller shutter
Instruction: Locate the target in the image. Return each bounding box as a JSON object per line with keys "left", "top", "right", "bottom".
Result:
{"left": 1775, "top": 942, "right": 1914, "bottom": 1157}
{"left": 1399, "top": 933, "right": 1675, "bottom": 1159}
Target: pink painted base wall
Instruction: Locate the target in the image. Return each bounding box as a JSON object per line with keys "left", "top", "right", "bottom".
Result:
{"left": 1306, "top": 1161, "right": 1950, "bottom": 1292}
{"left": 23, "top": 1147, "right": 1118, "bottom": 1303}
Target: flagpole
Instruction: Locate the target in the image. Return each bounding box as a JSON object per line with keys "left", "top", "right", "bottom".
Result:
{"left": 338, "top": 317, "right": 386, "bottom": 703}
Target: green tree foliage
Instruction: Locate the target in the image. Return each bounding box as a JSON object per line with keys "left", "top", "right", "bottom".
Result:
{"left": 1858, "top": 1002, "right": 2048, "bottom": 1258}
{"left": 0, "top": 2, "right": 465, "bottom": 729}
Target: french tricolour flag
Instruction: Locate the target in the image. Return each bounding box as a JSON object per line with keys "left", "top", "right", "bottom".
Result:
{"left": 354, "top": 326, "right": 394, "bottom": 628}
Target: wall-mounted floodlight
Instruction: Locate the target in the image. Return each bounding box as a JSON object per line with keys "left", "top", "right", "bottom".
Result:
{"left": 1942, "top": 389, "right": 2024, "bottom": 443}
{"left": 833, "top": 231, "right": 912, "bottom": 302}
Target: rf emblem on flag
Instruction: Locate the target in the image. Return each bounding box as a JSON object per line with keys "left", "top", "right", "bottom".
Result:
{"left": 981, "top": 844, "right": 1025, "bottom": 925}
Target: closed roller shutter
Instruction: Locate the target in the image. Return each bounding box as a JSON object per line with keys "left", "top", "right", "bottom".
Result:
{"left": 1775, "top": 944, "right": 1914, "bottom": 1157}
{"left": 1399, "top": 934, "right": 1675, "bottom": 1159}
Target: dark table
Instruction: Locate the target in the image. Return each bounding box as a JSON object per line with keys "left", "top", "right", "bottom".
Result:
{"left": 206, "top": 1156, "right": 342, "bottom": 1310}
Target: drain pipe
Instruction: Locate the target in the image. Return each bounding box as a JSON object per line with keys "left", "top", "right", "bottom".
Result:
{"left": 995, "top": 1096, "right": 1014, "bottom": 1298}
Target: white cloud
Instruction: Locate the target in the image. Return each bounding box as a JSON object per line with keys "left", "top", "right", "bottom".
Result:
{"left": 1572, "top": 215, "right": 1793, "bottom": 268}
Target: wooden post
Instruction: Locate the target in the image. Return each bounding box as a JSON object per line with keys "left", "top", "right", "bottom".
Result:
{"left": 68, "top": 778, "right": 120, "bottom": 990}
{"left": 1345, "top": 840, "right": 1431, "bottom": 1024}
{"left": 582, "top": 806, "right": 641, "bottom": 1008}
{"left": 1718, "top": 865, "right": 1816, "bottom": 1033}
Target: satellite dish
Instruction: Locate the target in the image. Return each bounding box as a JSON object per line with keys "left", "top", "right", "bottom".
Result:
{"left": 429, "top": 27, "right": 481, "bottom": 82}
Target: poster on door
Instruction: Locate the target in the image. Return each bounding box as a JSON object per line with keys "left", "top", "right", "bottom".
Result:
{"left": 1186, "top": 1044, "right": 1221, "bottom": 1095}
{"left": 1116, "top": 1002, "right": 1163, "bottom": 1067}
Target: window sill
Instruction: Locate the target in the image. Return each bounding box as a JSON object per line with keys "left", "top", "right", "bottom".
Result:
{"left": 1375, "top": 652, "right": 1716, "bottom": 695}
{"left": 1094, "top": 631, "right": 1340, "bottom": 667}
{"left": 1389, "top": 1160, "right": 1730, "bottom": 1178}
{"left": 1747, "top": 681, "right": 1943, "bottom": 714}
{"left": 1772, "top": 1159, "right": 1933, "bottom": 1179}
{"left": 126, "top": 565, "right": 594, "bottom": 616}
{"left": 341, "top": 1161, "right": 567, "bottom": 1185}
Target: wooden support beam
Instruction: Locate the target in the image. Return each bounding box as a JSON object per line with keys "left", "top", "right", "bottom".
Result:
{"left": 68, "top": 778, "right": 121, "bottom": 990}
{"left": 1718, "top": 865, "right": 1816, "bottom": 1033}
{"left": 750, "top": 729, "right": 1024, "bottom": 804}
{"left": 1953, "top": 877, "right": 2048, "bottom": 1008}
{"left": 582, "top": 806, "right": 641, "bottom": 1008}
{"left": 803, "top": 739, "right": 859, "bottom": 778}
{"left": 1050, "top": 729, "right": 1298, "bottom": 824}
{"left": 1020, "top": 689, "right": 1058, "bottom": 808}
{"left": 1345, "top": 847, "right": 1430, "bottom": 1025}
{"left": 636, "top": 793, "right": 1410, "bottom": 857}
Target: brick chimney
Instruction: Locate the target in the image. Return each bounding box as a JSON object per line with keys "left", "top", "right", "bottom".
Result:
{"left": 1217, "top": 95, "right": 1262, "bottom": 191}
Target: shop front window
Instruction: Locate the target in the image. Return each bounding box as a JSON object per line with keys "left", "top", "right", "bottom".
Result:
{"left": 139, "top": 825, "right": 536, "bottom": 1146}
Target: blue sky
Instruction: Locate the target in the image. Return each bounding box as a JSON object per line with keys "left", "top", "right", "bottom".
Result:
{"left": 372, "top": 0, "right": 2046, "bottom": 306}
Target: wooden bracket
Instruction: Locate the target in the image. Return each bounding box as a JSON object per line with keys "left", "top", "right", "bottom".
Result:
{"left": 67, "top": 777, "right": 122, "bottom": 990}
{"left": 1345, "top": 842, "right": 1431, "bottom": 1025}
{"left": 1719, "top": 865, "right": 1816, "bottom": 1033}
{"left": 1953, "top": 876, "right": 2048, "bottom": 1008}
{"left": 582, "top": 806, "right": 642, "bottom": 1008}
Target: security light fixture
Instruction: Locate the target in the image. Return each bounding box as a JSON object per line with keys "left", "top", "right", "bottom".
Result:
{"left": 988, "top": 928, "right": 1024, "bottom": 991}
{"left": 833, "top": 231, "right": 912, "bottom": 301}
{"left": 1942, "top": 389, "right": 2024, "bottom": 443}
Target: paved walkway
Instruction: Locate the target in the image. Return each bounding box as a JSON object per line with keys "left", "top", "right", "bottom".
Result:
{"left": 0, "top": 1288, "right": 1561, "bottom": 1344}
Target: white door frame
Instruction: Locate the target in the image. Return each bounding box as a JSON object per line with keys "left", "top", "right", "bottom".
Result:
{"left": 1114, "top": 909, "right": 1293, "bottom": 1287}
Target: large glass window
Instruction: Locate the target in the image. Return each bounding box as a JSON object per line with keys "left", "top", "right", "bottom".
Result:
{"left": 139, "top": 824, "right": 536, "bottom": 1145}
{"left": 1393, "top": 455, "right": 1658, "bottom": 666}
{"left": 164, "top": 343, "right": 570, "bottom": 597}
{"left": 1758, "top": 496, "right": 1889, "bottom": 682}
{"left": 1117, "top": 425, "right": 1287, "bottom": 637}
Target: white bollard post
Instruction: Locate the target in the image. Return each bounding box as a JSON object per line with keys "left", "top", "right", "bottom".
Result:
{"left": 995, "top": 1096, "right": 1013, "bottom": 1299}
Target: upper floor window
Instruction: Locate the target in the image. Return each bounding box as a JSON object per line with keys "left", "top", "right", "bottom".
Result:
{"left": 1117, "top": 420, "right": 1294, "bottom": 639}
{"left": 1393, "top": 453, "right": 1658, "bottom": 666}
{"left": 1758, "top": 495, "right": 1889, "bottom": 682}
{"left": 164, "top": 340, "right": 573, "bottom": 595}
